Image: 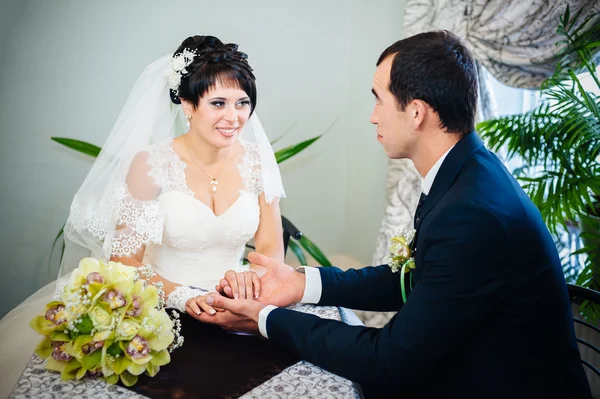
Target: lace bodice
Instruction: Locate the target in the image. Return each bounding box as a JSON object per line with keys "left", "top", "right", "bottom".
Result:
{"left": 105, "top": 138, "right": 263, "bottom": 290}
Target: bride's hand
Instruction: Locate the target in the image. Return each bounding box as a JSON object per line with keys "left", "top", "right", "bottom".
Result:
{"left": 216, "top": 269, "right": 260, "bottom": 300}
{"left": 185, "top": 295, "right": 217, "bottom": 316}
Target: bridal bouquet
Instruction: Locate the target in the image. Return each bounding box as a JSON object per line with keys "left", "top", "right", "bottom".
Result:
{"left": 30, "top": 258, "right": 183, "bottom": 387}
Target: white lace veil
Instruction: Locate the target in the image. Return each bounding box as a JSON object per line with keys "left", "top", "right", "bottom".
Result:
{"left": 58, "top": 54, "right": 285, "bottom": 280}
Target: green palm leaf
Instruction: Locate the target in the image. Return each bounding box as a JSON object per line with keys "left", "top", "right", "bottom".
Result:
{"left": 288, "top": 239, "right": 307, "bottom": 266}
{"left": 299, "top": 235, "right": 331, "bottom": 266}
{"left": 478, "top": 90, "right": 600, "bottom": 233}
{"left": 274, "top": 119, "right": 336, "bottom": 164}
{"left": 52, "top": 224, "right": 64, "bottom": 249}
{"left": 275, "top": 136, "right": 322, "bottom": 164}
{"left": 51, "top": 138, "right": 101, "bottom": 158}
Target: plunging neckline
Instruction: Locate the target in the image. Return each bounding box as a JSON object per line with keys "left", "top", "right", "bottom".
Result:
{"left": 166, "top": 190, "right": 249, "bottom": 219}
{"left": 168, "top": 139, "right": 248, "bottom": 218}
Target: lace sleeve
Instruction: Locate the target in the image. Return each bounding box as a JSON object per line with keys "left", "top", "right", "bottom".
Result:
{"left": 166, "top": 286, "right": 211, "bottom": 313}
{"left": 239, "top": 140, "right": 265, "bottom": 197}
{"left": 104, "top": 151, "right": 164, "bottom": 258}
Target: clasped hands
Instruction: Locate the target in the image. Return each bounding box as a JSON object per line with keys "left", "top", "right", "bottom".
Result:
{"left": 185, "top": 252, "right": 306, "bottom": 333}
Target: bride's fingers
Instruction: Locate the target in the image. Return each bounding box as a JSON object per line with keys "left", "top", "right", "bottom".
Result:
{"left": 186, "top": 305, "right": 194, "bottom": 317}
{"left": 242, "top": 272, "right": 253, "bottom": 300}
{"left": 244, "top": 272, "right": 256, "bottom": 300}
{"left": 197, "top": 297, "right": 216, "bottom": 315}
{"left": 216, "top": 279, "right": 230, "bottom": 296}
{"left": 187, "top": 299, "right": 202, "bottom": 316}
{"left": 186, "top": 305, "right": 203, "bottom": 321}
{"left": 238, "top": 273, "right": 247, "bottom": 300}
{"left": 224, "top": 285, "right": 233, "bottom": 298}
{"left": 225, "top": 271, "right": 239, "bottom": 299}
{"left": 250, "top": 271, "right": 260, "bottom": 299}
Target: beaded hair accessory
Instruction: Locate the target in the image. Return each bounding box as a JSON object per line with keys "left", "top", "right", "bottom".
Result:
{"left": 165, "top": 48, "right": 197, "bottom": 97}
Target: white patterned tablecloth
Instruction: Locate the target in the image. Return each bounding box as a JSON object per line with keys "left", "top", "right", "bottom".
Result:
{"left": 10, "top": 305, "right": 363, "bottom": 399}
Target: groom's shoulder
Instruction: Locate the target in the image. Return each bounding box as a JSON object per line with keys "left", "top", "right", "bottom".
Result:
{"left": 444, "top": 151, "right": 539, "bottom": 231}
{"left": 455, "top": 148, "right": 522, "bottom": 199}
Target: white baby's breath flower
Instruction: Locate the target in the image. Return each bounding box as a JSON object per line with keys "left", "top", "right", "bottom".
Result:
{"left": 386, "top": 229, "right": 416, "bottom": 274}
{"left": 166, "top": 49, "right": 196, "bottom": 95}
{"left": 171, "top": 57, "right": 186, "bottom": 72}
{"left": 168, "top": 73, "right": 181, "bottom": 91}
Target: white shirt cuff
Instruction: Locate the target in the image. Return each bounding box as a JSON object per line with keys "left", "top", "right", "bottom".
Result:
{"left": 258, "top": 305, "right": 278, "bottom": 339}
{"left": 299, "top": 266, "right": 322, "bottom": 304}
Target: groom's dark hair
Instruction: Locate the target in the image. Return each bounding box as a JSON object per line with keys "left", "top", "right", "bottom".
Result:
{"left": 378, "top": 30, "right": 477, "bottom": 135}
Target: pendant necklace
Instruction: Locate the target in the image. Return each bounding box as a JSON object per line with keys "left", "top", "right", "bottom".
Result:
{"left": 184, "top": 135, "right": 230, "bottom": 194}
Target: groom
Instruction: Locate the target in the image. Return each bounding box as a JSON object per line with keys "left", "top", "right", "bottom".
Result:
{"left": 198, "top": 31, "right": 591, "bottom": 398}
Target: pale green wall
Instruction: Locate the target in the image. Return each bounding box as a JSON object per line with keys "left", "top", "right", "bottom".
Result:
{"left": 0, "top": 0, "right": 405, "bottom": 317}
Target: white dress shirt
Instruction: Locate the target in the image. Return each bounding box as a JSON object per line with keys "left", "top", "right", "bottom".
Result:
{"left": 258, "top": 145, "right": 456, "bottom": 339}
{"left": 421, "top": 145, "right": 453, "bottom": 195}
{"left": 258, "top": 266, "right": 321, "bottom": 338}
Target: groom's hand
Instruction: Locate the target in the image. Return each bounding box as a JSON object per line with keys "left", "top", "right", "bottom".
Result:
{"left": 196, "top": 293, "right": 264, "bottom": 333}
{"left": 247, "top": 252, "right": 306, "bottom": 307}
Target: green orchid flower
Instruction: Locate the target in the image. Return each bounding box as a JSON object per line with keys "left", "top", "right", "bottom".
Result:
{"left": 34, "top": 337, "right": 53, "bottom": 359}
{"left": 124, "top": 280, "right": 159, "bottom": 320}
{"left": 29, "top": 301, "right": 67, "bottom": 336}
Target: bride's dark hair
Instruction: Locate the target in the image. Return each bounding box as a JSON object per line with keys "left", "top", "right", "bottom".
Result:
{"left": 169, "top": 35, "right": 257, "bottom": 114}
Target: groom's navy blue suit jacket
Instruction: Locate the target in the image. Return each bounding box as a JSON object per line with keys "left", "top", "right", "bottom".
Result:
{"left": 266, "top": 132, "right": 591, "bottom": 398}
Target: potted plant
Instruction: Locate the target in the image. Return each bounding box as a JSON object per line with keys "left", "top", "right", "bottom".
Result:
{"left": 477, "top": 7, "right": 600, "bottom": 316}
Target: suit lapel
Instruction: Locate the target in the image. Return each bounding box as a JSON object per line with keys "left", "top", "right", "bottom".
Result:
{"left": 410, "top": 132, "right": 484, "bottom": 286}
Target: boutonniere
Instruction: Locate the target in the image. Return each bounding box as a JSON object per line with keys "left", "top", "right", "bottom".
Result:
{"left": 383, "top": 229, "right": 416, "bottom": 303}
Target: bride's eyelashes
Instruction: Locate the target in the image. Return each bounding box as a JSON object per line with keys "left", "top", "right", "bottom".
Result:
{"left": 210, "top": 100, "right": 226, "bottom": 108}
{"left": 208, "top": 99, "right": 251, "bottom": 109}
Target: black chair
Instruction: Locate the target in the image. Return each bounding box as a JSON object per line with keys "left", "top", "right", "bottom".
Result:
{"left": 281, "top": 216, "right": 303, "bottom": 255}
{"left": 567, "top": 283, "right": 600, "bottom": 393}
{"left": 245, "top": 216, "right": 303, "bottom": 256}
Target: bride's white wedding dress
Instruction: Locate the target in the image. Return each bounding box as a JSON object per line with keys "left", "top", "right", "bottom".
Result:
{"left": 116, "top": 138, "right": 264, "bottom": 290}
{"left": 0, "top": 138, "right": 265, "bottom": 397}
{"left": 1, "top": 136, "right": 361, "bottom": 398}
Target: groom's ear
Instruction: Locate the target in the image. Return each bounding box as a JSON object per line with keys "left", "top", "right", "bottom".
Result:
{"left": 409, "top": 100, "right": 427, "bottom": 129}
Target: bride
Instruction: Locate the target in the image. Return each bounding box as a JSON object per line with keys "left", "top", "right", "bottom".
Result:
{"left": 0, "top": 35, "right": 286, "bottom": 396}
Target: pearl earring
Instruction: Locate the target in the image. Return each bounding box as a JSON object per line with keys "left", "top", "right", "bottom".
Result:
{"left": 185, "top": 114, "right": 191, "bottom": 128}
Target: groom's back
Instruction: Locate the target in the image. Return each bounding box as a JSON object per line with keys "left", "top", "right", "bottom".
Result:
{"left": 421, "top": 143, "right": 590, "bottom": 398}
